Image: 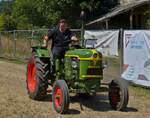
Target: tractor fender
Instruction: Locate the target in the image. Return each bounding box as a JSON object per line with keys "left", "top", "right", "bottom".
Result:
{"left": 31, "top": 46, "right": 50, "bottom": 58}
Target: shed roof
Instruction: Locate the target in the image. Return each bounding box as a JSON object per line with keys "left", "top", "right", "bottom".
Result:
{"left": 86, "top": 0, "right": 148, "bottom": 26}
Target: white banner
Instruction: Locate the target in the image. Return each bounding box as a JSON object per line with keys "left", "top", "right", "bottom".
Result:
{"left": 84, "top": 30, "right": 119, "bottom": 56}
{"left": 122, "top": 30, "right": 150, "bottom": 87}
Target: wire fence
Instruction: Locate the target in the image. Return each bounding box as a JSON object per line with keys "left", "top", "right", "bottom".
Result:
{"left": 0, "top": 29, "right": 81, "bottom": 62}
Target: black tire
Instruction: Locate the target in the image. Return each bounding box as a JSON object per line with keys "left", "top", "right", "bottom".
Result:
{"left": 108, "top": 79, "right": 129, "bottom": 111}
{"left": 52, "top": 80, "right": 70, "bottom": 114}
{"left": 26, "top": 52, "right": 50, "bottom": 100}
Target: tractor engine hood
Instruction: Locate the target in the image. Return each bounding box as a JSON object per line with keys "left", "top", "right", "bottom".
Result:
{"left": 65, "top": 49, "right": 102, "bottom": 60}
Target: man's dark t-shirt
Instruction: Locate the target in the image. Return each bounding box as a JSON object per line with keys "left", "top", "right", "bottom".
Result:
{"left": 47, "top": 28, "right": 73, "bottom": 60}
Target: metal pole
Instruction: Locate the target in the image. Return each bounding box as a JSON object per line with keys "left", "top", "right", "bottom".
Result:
{"left": 80, "top": 11, "right": 86, "bottom": 48}
{"left": 14, "top": 30, "right": 16, "bottom": 57}
{"left": 32, "top": 30, "right": 34, "bottom": 37}
{"left": 120, "top": 28, "right": 124, "bottom": 77}
{"left": 105, "top": 20, "right": 109, "bottom": 29}
{"left": 0, "top": 32, "right": 2, "bottom": 57}
{"left": 130, "top": 10, "right": 133, "bottom": 29}
{"left": 31, "top": 30, "right": 34, "bottom": 47}
{"left": 81, "top": 17, "right": 85, "bottom": 47}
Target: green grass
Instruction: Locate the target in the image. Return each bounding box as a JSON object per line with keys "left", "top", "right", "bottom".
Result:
{"left": 129, "top": 85, "right": 150, "bottom": 97}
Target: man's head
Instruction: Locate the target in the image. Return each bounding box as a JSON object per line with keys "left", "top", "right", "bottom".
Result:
{"left": 59, "top": 19, "right": 67, "bottom": 32}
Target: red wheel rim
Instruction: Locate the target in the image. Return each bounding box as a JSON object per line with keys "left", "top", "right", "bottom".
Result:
{"left": 110, "top": 86, "right": 120, "bottom": 105}
{"left": 54, "top": 86, "right": 62, "bottom": 108}
{"left": 27, "top": 60, "right": 37, "bottom": 92}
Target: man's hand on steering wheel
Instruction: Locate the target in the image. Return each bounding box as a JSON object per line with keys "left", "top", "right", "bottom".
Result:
{"left": 71, "top": 36, "right": 78, "bottom": 41}
{"left": 42, "top": 36, "right": 48, "bottom": 48}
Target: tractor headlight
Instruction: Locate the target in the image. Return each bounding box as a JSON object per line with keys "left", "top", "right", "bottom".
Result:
{"left": 71, "top": 61, "right": 78, "bottom": 69}
{"left": 93, "top": 53, "right": 98, "bottom": 58}
{"left": 71, "top": 57, "right": 78, "bottom": 69}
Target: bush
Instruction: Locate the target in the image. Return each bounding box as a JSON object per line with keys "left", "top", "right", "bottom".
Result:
{"left": 0, "top": 14, "right": 16, "bottom": 31}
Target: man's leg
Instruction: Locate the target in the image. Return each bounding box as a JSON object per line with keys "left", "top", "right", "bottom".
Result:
{"left": 52, "top": 48, "right": 65, "bottom": 73}
{"left": 52, "top": 53, "right": 62, "bottom": 73}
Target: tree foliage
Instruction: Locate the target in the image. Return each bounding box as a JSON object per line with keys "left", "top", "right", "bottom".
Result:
{"left": 0, "top": 0, "right": 16, "bottom": 30}
{"left": 0, "top": 0, "right": 118, "bottom": 30}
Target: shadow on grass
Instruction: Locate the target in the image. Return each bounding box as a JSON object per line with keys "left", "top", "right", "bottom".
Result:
{"left": 124, "top": 107, "right": 138, "bottom": 112}
{"left": 38, "top": 89, "right": 138, "bottom": 114}
{"left": 70, "top": 93, "right": 138, "bottom": 113}
{"left": 39, "top": 90, "right": 81, "bottom": 114}
{"left": 36, "top": 90, "right": 52, "bottom": 102}
{"left": 43, "top": 93, "right": 52, "bottom": 102}
{"left": 70, "top": 94, "right": 111, "bottom": 112}
{"left": 67, "top": 109, "right": 81, "bottom": 114}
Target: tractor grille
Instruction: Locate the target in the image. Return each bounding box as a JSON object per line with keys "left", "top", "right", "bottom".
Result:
{"left": 87, "top": 68, "right": 102, "bottom": 75}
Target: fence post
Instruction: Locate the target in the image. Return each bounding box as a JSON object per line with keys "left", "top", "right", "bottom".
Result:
{"left": 31, "top": 30, "right": 34, "bottom": 47}
{"left": 14, "top": 30, "right": 16, "bottom": 57}
{"left": 0, "top": 32, "right": 1, "bottom": 57}
{"left": 120, "top": 29, "right": 124, "bottom": 77}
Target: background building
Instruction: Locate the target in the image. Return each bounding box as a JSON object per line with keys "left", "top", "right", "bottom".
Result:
{"left": 87, "top": 0, "right": 149, "bottom": 29}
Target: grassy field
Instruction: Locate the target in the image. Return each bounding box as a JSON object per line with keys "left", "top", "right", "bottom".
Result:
{"left": 0, "top": 57, "right": 150, "bottom": 118}
{"left": 0, "top": 31, "right": 48, "bottom": 59}
{"left": 0, "top": 30, "right": 80, "bottom": 60}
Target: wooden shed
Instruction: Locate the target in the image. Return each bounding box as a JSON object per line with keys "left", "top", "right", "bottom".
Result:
{"left": 86, "top": 0, "right": 149, "bottom": 29}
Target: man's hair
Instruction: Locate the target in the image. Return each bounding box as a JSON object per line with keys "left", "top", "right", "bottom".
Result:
{"left": 59, "top": 19, "right": 67, "bottom": 23}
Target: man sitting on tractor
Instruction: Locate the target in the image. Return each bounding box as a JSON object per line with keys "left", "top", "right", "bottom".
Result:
{"left": 42, "top": 19, "right": 78, "bottom": 71}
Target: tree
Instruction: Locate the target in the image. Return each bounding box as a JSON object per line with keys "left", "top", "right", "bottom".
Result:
{"left": 0, "top": 14, "right": 16, "bottom": 30}
{"left": 0, "top": 0, "right": 16, "bottom": 30}
{"left": 13, "top": 0, "right": 44, "bottom": 29}
{"left": 145, "top": 0, "right": 150, "bottom": 28}
{"left": 0, "top": 0, "right": 118, "bottom": 30}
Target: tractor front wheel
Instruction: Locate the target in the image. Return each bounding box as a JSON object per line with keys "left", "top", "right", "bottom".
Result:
{"left": 52, "top": 80, "right": 70, "bottom": 114}
{"left": 108, "top": 79, "right": 129, "bottom": 111}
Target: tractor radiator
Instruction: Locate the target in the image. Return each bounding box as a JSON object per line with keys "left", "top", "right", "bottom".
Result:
{"left": 87, "top": 68, "right": 102, "bottom": 75}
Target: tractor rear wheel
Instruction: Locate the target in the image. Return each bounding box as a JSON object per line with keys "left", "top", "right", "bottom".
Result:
{"left": 108, "top": 79, "right": 129, "bottom": 111}
{"left": 52, "top": 80, "right": 70, "bottom": 114}
{"left": 26, "top": 52, "right": 50, "bottom": 100}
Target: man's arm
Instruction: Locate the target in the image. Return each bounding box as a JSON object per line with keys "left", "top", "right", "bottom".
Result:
{"left": 42, "top": 29, "right": 55, "bottom": 48}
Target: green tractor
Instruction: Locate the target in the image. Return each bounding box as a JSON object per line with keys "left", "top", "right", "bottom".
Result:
{"left": 26, "top": 12, "right": 129, "bottom": 114}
